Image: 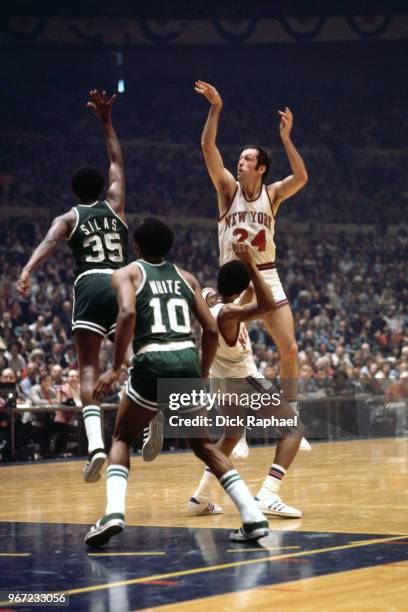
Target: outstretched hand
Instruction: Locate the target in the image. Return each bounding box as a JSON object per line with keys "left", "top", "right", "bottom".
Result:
{"left": 16, "top": 270, "right": 31, "bottom": 298}
{"left": 87, "top": 89, "right": 116, "bottom": 123}
{"left": 232, "top": 241, "right": 253, "bottom": 265}
{"left": 194, "top": 80, "right": 222, "bottom": 106}
{"left": 93, "top": 368, "right": 119, "bottom": 402}
{"left": 278, "top": 106, "right": 293, "bottom": 141}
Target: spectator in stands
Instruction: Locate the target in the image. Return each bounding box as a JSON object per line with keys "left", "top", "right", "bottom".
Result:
{"left": 298, "top": 365, "right": 322, "bottom": 397}
{"left": 4, "top": 341, "right": 26, "bottom": 377}
{"left": 0, "top": 368, "right": 16, "bottom": 460}
{"left": 385, "top": 371, "right": 408, "bottom": 435}
{"left": 19, "top": 361, "right": 39, "bottom": 400}
{"left": 50, "top": 364, "right": 64, "bottom": 387}
{"left": 45, "top": 316, "right": 67, "bottom": 345}
{"left": 46, "top": 342, "right": 68, "bottom": 369}
{"left": 54, "top": 369, "right": 80, "bottom": 456}
{"left": 28, "top": 315, "right": 46, "bottom": 342}
{"left": 28, "top": 373, "right": 59, "bottom": 459}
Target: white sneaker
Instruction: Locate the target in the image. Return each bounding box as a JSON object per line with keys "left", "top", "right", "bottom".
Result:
{"left": 299, "top": 437, "right": 312, "bottom": 451}
{"left": 187, "top": 497, "right": 223, "bottom": 516}
{"left": 84, "top": 513, "right": 125, "bottom": 547}
{"left": 232, "top": 436, "right": 249, "bottom": 459}
{"left": 255, "top": 495, "right": 302, "bottom": 518}
{"left": 83, "top": 448, "right": 107, "bottom": 483}
{"left": 142, "top": 412, "right": 164, "bottom": 462}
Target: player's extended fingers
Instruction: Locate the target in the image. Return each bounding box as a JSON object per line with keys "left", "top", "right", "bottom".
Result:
{"left": 93, "top": 90, "right": 103, "bottom": 106}
{"left": 108, "top": 93, "right": 117, "bottom": 105}
{"left": 86, "top": 102, "right": 97, "bottom": 111}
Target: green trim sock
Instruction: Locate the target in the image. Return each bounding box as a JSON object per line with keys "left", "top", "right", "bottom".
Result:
{"left": 220, "top": 470, "right": 265, "bottom": 524}
{"left": 82, "top": 404, "right": 105, "bottom": 453}
{"left": 105, "top": 465, "right": 129, "bottom": 516}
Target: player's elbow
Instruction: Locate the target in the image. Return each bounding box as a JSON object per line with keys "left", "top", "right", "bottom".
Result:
{"left": 117, "top": 308, "right": 135, "bottom": 324}
{"left": 299, "top": 171, "right": 308, "bottom": 186}
{"left": 201, "top": 140, "right": 214, "bottom": 154}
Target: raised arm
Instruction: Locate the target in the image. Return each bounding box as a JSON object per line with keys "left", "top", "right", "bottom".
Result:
{"left": 16, "top": 212, "right": 74, "bottom": 298}
{"left": 87, "top": 89, "right": 125, "bottom": 219}
{"left": 93, "top": 265, "right": 140, "bottom": 398}
{"left": 194, "top": 80, "right": 237, "bottom": 217}
{"left": 267, "top": 107, "right": 308, "bottom": 216}
{"left": 220, "top": 243, "right": 275, "bottom": 327}
{"left": 181, "top": 270, "right": 218, "bottom": 379}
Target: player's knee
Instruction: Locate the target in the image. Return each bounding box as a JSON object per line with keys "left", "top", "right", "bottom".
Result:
{"left": 113, "top": 431, "right": 133, "bottom": 447}
{"left": 280, "top": 340, "right": 298, "bottom": 363}
{"left": 79, "top": 366, "right": 97, "bottom": 401}
{"left": 191, "top": 439, "right": 215, "bottom": 463}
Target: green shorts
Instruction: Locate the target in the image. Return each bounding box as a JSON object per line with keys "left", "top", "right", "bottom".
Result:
{"left": 72, "top": 271, "right": 118, "bottom": 340}
{"left": 125, "top": 347, "right": 201, "bottom": 412}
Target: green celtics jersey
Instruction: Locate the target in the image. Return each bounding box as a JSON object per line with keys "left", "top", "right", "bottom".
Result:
{"left": 133, "top": 260, "right": 196, "bottom": 354}
{"left": 67, "top": 200, "right": 128, "bottom": 277}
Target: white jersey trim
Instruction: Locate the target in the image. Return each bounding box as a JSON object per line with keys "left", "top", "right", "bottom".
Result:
{"left": 104, "top": 199, "right": 128, "bottom": 229}
{"left": 74, "top": 268, "right": 114, "bottom": 286}
{"left": 174, "top": 265, "right": 195, "bottom": 295}
{"left": 139, "top": 259, "right": 167, "bottom": 267}
{"left": 137, "top": 340, "right": 195, "bottom": 355}
{"left": 133, "top": 261, "right": 147, "bottom": 296}
{"left": 77, "top": 200, "right": 99, "bottom": 207}
{"left": 67, "top": 207, "right": 80, "bottom": 241}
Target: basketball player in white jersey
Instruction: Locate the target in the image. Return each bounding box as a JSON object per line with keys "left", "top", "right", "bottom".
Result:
{"left": 187, "top": 242, "right": 303, "bottom": 518}
{"left": 194, "top": 80, "right": 310, "bottom": 450}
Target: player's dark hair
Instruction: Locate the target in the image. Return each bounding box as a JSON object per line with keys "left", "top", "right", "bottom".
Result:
{"left": 240, "top": 144, "right": 271, "bottom": 182}
{"left": 217, "top": 260, "right": 250, "bottom": 296}
{"left": 133, "top": 217, "right": 174, "bottom": 258}
{"left": 71, "top": 167, "right": 105, "bottom": 202}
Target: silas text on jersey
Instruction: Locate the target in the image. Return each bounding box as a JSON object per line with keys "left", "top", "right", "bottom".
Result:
{"left": 80, "top": 216, "right": 119, "bottom": 236}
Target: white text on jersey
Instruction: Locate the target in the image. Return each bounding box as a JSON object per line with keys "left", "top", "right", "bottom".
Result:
{"left": 149, "top": 280, "right": 182, "bottom": 295}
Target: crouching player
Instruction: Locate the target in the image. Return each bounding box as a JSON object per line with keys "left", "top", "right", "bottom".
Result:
{"left": 188, "top": 243, "right": 303, "bottom": 518}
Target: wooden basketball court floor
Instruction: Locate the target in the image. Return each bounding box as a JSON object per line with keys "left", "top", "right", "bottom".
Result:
{"left": 0, "top": 437, "right": 407, "bottom": 611}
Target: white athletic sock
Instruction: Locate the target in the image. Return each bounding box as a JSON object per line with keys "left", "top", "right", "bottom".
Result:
{"left": 105, "top": 465, "right": 129, "bottom": 517}
{"left": 192, "top": 468, "right": 217, "bottom": 503}
{"left": 220, "top": 470, "right": 265, "bottom": 524}
{"left": 82, "top": 404, "right": 105, "bottom": 453}
{"left": 256, "top": 463, "right": 285, "bottom": 500}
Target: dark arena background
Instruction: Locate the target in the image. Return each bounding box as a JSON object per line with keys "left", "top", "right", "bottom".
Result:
{"left": 0, "top": 1, "right": 407, "bottom": 610}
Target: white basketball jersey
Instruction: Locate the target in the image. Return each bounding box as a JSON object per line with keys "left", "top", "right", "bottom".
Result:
{"left": 203, "top": 288, "right": 258, "bottom": 378}
{"left": 218, "top": 182, "right": 276, "bottom": 267}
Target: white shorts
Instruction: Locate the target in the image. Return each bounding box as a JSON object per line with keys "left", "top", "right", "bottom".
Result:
{"left": 259, "top": 267, "right": 288, "bottom": 308}
{"left": 210, "top": 355, "right": 259, "bottom": 380}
